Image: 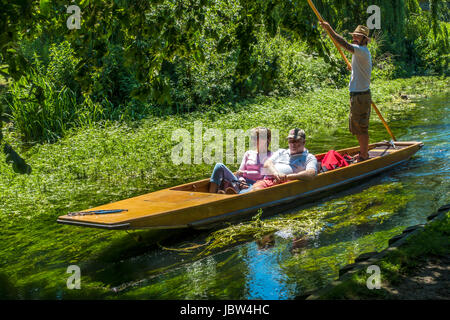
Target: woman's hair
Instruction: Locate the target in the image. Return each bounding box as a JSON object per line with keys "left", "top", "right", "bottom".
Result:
{"left": 251, "top": 127, "right": 271, "bottom": 148}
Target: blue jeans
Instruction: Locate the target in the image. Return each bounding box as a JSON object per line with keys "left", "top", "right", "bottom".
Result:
{"left": 210, "top": 163, "right": 255, "bottom": 194}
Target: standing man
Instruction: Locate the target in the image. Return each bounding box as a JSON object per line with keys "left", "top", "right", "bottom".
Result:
{"left": 319, "top": 22, "right": 372, "bottom": 162}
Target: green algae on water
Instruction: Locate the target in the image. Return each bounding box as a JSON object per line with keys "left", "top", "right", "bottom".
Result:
{"left": 197, "top": 182, "right": 412, "bottom": 257}
{"left": 198, "top": 209, "right": 325, "bottom": 257}
{"left": 280, "top": 226, "right": 405, "bottom": 292}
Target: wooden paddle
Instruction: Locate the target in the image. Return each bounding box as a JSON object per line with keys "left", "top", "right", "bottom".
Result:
{"left": 307, "top": 0, "right": 397, "bottom": 141}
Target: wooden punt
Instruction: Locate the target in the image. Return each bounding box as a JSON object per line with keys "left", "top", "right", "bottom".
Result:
{"left": 57, "top": 141, "right": 423, "bottom": 230}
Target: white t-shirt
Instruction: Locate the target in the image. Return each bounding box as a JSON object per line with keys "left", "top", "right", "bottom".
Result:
{"left": 349, "top": 44, "right": 372, "bottom": 93}
{"left": 268, "top": 149, "right": 318, "bottom": 175}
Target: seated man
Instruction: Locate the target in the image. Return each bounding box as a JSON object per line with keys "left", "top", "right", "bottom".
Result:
{"left": 252, "top": 128, "right": 317, "bottom": 190}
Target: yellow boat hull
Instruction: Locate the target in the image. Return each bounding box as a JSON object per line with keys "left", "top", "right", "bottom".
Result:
{"left": 57, "top": 141, "right": 423, "bottom": 230}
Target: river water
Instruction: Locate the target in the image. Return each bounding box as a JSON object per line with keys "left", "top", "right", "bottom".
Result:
{"left": 1, "top": 93, "right": 449, "bottom": 300}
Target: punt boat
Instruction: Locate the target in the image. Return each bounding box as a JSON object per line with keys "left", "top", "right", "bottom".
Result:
{"left": 57, "top": 141, "right": 423, "bottom": 230}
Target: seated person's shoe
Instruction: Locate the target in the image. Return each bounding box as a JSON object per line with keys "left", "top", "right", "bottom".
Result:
{"left": 225, "top": 187, "right": 238, "bottom": 194}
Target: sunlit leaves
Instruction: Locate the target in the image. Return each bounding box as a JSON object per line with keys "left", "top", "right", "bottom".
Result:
{"left": 39, "top": 0, "right": 51, "bottom": 16}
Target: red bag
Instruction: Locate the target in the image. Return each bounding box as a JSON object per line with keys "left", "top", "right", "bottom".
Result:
{"left": 319, "top": 150, "right": 352, "bottom": 172}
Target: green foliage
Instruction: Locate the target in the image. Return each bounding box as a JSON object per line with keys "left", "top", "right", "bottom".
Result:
{"left": 404, "top": 9, "right": 450, "bottom": 75}
{"left": 0, "top": 0, "right": 448, "bottom": 145}
{"left": 3, "top": 143, "right": 31, "bottom": 174}
{"left": 401, "top": 212, "right": 450, "bottom": 257}
{"left": 89, "top": 44, "right": 138, "bottom": 107}
{"left": 6, "top": 70, "right": 78, "bottom": 142}
{"left": 162, "top": 28, "right": 347, "bottom": 112}
{"left": 368, "top": 32, "right": 397, "bottom": 80}
{"left": 249, "top": 32, "right": 347, "bottom": 95}
{"left": 46, "top": 41, "right": 79, "bottom": 91}
{"left": 4, "top": 40, "right": 153, "bottom": 142}
{"left": 4, "top": 41, "right": 80, "bottom": 142}
{"left": 314, "top": 0, "right": 448, "bottom": 77}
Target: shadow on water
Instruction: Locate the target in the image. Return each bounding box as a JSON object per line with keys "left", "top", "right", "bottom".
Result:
{"left": 84, "top": 228, "right": 215, "bottom": 287}
{"left": 0, "top": 272, "right": 19, "bottom": 300}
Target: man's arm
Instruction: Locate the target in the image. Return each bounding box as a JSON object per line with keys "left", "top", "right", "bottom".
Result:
{"left": 264, "top": 159, "right": 287, "bottom": 182}
{"left": 286, "top": 168, "right": 316, "bottom": 182}
{"left": 319, "top": 21, "right": 354, "bottom": 54}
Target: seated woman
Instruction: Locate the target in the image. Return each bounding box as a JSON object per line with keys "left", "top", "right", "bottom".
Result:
{"left": 209, "top": 127, "right": 272, "bottom": 194}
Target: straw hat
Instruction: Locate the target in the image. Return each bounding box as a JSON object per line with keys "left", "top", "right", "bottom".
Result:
{"left": 349, "top": 25, "right": 370, "bottom": 38}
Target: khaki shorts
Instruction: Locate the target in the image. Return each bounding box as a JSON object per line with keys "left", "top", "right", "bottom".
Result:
{"left": 349, "top": 92, "right": 371, "bottom": 135}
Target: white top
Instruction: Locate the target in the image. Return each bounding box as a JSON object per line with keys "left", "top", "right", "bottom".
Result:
{"left": 349, "top": 44, "right": 372, "bottom": 93}
{"left": 268, "top": 149, "right": 318, "bottom": 175}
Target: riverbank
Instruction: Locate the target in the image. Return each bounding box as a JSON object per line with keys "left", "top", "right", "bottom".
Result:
{"left": 305, "top": 206, "right": 449, "bottom": 300}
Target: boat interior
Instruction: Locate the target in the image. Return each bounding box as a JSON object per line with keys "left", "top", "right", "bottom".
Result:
{"left": 170, "top": 141, "right": 412, "bottom": 193}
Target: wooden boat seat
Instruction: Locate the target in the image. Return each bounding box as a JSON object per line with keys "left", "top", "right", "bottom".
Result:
{"left": 368, "top": 146, "right": 391, "bottom": 158}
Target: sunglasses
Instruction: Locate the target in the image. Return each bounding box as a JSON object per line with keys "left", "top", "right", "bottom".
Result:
{"left": 288, "top": 139, "right": 303, "bottom": 144}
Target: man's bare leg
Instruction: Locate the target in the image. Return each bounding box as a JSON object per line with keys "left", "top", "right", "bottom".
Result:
{"left": 357, "top": 133, "right": 369, "bottom": 159}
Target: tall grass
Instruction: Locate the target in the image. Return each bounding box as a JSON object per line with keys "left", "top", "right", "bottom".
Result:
{"left": 6, "top": 72, "right": 78, "bottom": 142}
{"left": 3, "top": 41, "right": 146, "bottom": 143}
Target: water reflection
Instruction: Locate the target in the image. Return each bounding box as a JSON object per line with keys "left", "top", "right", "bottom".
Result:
{"left": 245, "top": 238, "right": 295, "bottom": 300}
{"left": 256, "top": 234, "right": 275, "bottom": 250}
{"left": 291, "top": 235, "right": 309, "bottom": 255}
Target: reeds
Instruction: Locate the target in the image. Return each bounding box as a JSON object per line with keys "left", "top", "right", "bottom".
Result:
{"left": 6, "top": 72, "right": 78, "bottom": 143}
